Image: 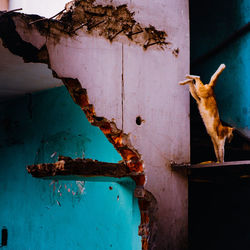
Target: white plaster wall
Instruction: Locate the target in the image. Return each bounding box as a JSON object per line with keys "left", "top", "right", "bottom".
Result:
{"left": 13, "top": 0, "right": 190, "bottom": 249}
{"left": 0, "top": 42, "right": 62, "bottom": 100}
{"left": 122, "top": 1, "right": 189, "bottom": 248}
{"left": 9, "top": 0, "right": 68, "bottom": 17}
{"left": 47, "top": 35, "right": 123, "bottom": 129}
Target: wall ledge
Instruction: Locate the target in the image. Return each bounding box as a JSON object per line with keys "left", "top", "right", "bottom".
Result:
{"left": 26, "top": 156, "right": 143, "bottom": 178}
{"left": 172, "top": 160, "right": 250, "bottom": 182}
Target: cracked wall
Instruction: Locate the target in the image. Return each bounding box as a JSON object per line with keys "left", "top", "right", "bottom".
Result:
{"left": 0, "top": 0, "right": 189, "bottom": 249}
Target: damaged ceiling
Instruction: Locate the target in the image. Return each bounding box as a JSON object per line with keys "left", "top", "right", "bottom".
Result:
{"left": 0, "top": 41, "right": 62, "bottom": 101}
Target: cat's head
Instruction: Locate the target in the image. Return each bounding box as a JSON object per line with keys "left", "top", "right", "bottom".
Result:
{"left": 227, "top": 127, "right": 234, "bottom": 143}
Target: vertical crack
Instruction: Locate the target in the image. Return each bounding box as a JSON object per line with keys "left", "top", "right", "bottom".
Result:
{"left": 121, "top": 43, "right": 124, "bottom": 131}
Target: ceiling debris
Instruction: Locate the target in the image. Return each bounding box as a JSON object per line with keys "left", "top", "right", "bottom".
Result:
{"left": 56, "top": 0, "right": 169, "bottom": 49}
{"left": 62, "top": 0, "right": 169, "bottom": 50}
{"left": 1, "top": 0, "right": 170, "bottom": 51}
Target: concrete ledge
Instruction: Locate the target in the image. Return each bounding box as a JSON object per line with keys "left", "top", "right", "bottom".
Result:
{"left": 27, "top": 156, "right": 136, "bottom": 179}
{"left": 172, "top": 160, "right": 250, "bottom": 182}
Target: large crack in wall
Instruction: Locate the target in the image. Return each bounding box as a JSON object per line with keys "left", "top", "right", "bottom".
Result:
{"left": 0, "top": 7, "right": 159, "bottom": 250}
{"left": 56, "top": 77, "right": 157, "bottom": 250}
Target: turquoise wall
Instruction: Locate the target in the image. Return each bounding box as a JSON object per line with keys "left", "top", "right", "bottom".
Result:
{"left": 190, "top": 0, "right": 250, "bottom": 137}
{"left": 0, "top": 86, "right": 141, "bottom": 250}
{"left": 189, "top": 1, "right": 250, "bottom": 249}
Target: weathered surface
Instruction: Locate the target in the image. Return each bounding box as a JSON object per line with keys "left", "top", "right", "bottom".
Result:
{"left": 33, "top": 0, "right": 169, "bottom": 50}
{"left": 27, "top": 156, "right": 132, "bottom": 178}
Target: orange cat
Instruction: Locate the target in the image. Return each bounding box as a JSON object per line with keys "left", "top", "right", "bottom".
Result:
{"left": 179, "top": 64, "right": 234, "bottom": 163}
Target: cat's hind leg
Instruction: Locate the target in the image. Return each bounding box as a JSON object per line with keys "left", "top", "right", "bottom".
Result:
{"left": 218, "top": 139, "right": 225, "bottom": 163}
{"left": 211, "top": 137, "right": 220, "bottom": 162}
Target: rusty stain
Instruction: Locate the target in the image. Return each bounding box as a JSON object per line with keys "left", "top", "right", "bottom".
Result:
{"left": 132, "top": 175, "right": 146, "bottom": 186}
{"left": 111, "top": 133, "right": 123, "bottom": 147}
{"left": 172, "top": 47, "right": 179, "bottom": 57}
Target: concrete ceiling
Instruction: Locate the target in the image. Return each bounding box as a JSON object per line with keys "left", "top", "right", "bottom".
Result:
{"left": 0, "top": 41, "right": 62, "bottom": 101}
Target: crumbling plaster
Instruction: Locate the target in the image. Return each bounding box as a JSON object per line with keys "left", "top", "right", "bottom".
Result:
{"left": 0, "top": 0, "right": 189, "bottom": 249}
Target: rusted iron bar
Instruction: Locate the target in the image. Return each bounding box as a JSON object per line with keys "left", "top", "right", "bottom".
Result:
{"left": 27, "top": 156, "right": 135, "bottom": 178}
{"left": 29, "top": 8, "right": 66, "bottom": 25}
{"left": 72, "top": 22, "right": 89, "bottom": 33}
{"left": 129, "top": 29, "right": 143, "bottom": 37}
{"left": 87, "top": 20, "right": 105, "bottom": 31}
{"left": 110, "top": 29, "right": 124, "bottom": 41}
{"left": 143, "top": 41, "right": 168, "bottom": 49}
{"left": 2, "top": 8, "right": 22, "bottom": 14}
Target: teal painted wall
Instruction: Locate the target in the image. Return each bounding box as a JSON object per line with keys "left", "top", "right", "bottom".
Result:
{"left": 190, "top": 0, "right": 250, "bottom": 137}
{"left": 0, "top": 86, "right": 141, "bottom": 250}
{"left": 189, "top": 2, "right": 250, "bottom": 250}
